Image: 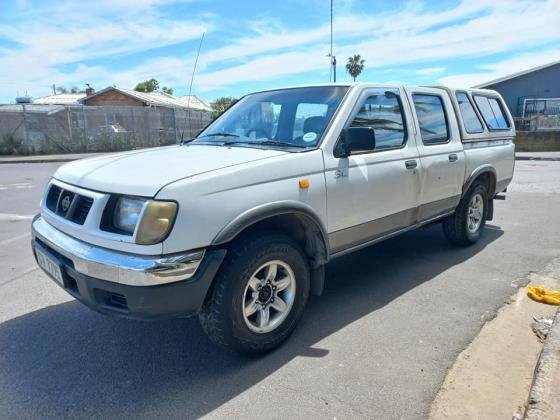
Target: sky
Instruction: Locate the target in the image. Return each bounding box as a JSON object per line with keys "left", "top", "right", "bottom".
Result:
{"left": 0, "top": 0, "right": 559, "bottom": 104}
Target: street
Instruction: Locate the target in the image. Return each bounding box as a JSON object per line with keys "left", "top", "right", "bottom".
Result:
{"left": 0, "top": 160, "right": 559, "bottom": 419}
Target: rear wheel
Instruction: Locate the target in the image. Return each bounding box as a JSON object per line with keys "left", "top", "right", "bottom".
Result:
{"left": 443, "top": 181, "right": 488, "bottom": 246}
{"left": 199, "top": 233, "right": 310, "bottom": 355}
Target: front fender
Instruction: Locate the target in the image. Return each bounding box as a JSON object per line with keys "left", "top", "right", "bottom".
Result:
{"left": 211, "top": 200, "right": 330, "bottom": 263}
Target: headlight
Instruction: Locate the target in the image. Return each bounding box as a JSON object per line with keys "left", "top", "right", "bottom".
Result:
{"left": 112, "top": 197, "right": 177, "bottom": 244}
{"left": 113, "top": 196, "right": 146, "bottom": 234}
{"left": 135, "top": 200, "right": 177, "bottom": 245}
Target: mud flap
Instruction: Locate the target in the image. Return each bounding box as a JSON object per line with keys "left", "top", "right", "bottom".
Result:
{"left": 486, "top": 198, "right": 494, "bottom": 221}
{"left": 310, "top": 265, "right": 325, "bottom": 296}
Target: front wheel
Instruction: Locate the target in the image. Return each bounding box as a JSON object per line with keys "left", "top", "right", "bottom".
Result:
{"left": 199, "top": 233, "right": 310, "bottom": 355}
{"left": 443, "top": 181, "right": 488, "bottom": 246}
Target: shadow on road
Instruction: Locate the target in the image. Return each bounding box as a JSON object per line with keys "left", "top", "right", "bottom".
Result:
{"left": 0, "top": 224, "right": 503, "bottom": 418}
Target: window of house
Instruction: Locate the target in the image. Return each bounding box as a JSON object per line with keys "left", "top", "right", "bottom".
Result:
{"left": 348, "top": 90, "right": 406, "bottom": 150}
{"left": 412, "top": 94, "right": 449, "bottom": 145}
{"left": 456, "top": 92, "right": 484, "bottom": 134}
{"left": 106, "top": 112, "right": 117, "bottom": 124}
{"left": 474, "top": 95, "right": 510, "bottom": 130}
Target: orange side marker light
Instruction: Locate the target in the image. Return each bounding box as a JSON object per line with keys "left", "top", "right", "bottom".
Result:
{"left": 299, "top": 179, "right": 310, "bottom": 189}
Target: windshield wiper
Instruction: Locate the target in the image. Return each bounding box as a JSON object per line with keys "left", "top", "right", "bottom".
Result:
{"left": 198, "top": 132, "right": 240, "bottom": 139}
{"left": 250, "top": 140, "right": 308, "bottom": 148}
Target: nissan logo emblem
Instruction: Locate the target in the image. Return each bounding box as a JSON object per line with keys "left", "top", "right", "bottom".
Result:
{"left": 60, "top": 195, "right": 72, "bottom": 213}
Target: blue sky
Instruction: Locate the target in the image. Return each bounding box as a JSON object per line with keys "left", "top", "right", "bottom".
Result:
{"left": 0, "top": 0, "right": 559, "bottom": 104}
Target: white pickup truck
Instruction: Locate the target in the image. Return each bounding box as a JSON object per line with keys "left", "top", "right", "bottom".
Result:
{"left": 32, "top": 84, "right": 515, "bottom": 354}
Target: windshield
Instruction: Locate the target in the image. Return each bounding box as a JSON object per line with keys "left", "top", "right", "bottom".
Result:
{"left": 193, "top": 86, "right": 349, "bottom": 149}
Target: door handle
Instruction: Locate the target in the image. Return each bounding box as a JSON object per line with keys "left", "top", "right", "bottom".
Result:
{"left": 405, "top": 160, "right": 417, "bottom": 170}
{"left": 448, "top": 153, "right": 458, "bottom": 162}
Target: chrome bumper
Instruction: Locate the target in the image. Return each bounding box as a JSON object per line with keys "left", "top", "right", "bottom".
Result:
{"left": 31, "top": 215, "right": 205, "bottom": 286}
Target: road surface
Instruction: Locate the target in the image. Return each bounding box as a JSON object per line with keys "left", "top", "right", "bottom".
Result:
{"left": 0, "top": 160, "right": 559, "bottom": 419}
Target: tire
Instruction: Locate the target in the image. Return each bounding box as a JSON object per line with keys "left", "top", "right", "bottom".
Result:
{"left": 199, "top": 233, "right": 310, "bottom": 355}
{"left": 443, "top": 181, "right": 488, "bottom": 246}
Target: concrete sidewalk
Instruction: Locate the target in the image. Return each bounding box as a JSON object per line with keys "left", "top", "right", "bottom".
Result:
{"left": 430, "top": 258, "right": 560, "bottom": 419}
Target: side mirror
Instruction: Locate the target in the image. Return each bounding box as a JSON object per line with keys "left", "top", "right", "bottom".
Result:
{"left": 335, "top": 127, "right": 376, "bottom": 158}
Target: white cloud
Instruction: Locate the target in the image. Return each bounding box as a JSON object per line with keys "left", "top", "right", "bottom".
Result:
{"left": 192, "top": 0, "right": 560, "bottom": 91}
{"left": 0, "top": 1, "right": 209, "bottom": 98}
{"left": 416, "top": 67, "right": 447, "bottom": 76}
{"left": 439, "top": 48, "right": 560, "bottom": 87}
{"left": 1, "top": 0, "right": 560, "bottom": 100}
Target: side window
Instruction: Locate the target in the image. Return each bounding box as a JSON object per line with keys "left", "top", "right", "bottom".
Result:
{"left": 412, "top": 94, "right": 449, "bottom": 145}
{"left": 293, "top": 103, "right": 328, "bottom": 140}
{"left": 348, "top": 91, "right": 406, "bottom": 150}
{"left": 474, "top": 95, "right": 510, "bottom": 130}
{"left": 456, "top": 92, "right": 484, "bottom": 134}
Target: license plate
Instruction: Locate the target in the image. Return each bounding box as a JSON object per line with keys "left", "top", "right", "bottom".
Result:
{"left": 36, "top": 246, "right": 64, "bottom": 285}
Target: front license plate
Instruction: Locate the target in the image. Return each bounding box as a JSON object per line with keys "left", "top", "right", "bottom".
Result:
{"left": 36, "top": 246, "right": 64, "bottom": 285}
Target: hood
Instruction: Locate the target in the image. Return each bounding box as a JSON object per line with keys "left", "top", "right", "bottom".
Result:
{"left": 54, "top": 145, "right": 287, "bottom": 196}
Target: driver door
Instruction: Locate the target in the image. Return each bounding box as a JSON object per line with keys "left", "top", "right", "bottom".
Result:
{"left": 324, "top": 87, "right": 422, "bottom": 254}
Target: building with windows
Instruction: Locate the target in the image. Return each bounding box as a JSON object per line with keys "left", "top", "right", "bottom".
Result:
{"left": 474, "top": 60, "right": 560, "bottom": 131}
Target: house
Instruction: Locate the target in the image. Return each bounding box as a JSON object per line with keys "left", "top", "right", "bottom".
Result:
{"left": 33, "top": 93, "right": 86, "bottom": 105}
{"left": 80, "top": 86, "right": 210, "bottom": 111}
{"left": 178, "top": 95, "right": 213, "bottom": 112}
{"left": 474, "top": 60, "right": 560, "bottom": 120}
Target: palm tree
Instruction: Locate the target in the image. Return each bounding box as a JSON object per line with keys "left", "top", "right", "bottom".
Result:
{"left": 346, "top": 54, "right": 366, "bottom": 82}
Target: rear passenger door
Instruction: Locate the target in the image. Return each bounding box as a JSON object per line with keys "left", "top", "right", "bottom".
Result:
{"left": 405, "top": 87, "right": 466, "bottom": 221}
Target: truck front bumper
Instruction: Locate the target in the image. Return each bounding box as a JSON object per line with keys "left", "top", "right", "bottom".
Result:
{"left": 31, "top": 215, "right": 226, "bottom": 319}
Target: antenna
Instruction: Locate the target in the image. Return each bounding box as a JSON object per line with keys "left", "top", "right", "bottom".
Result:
{"left": 181, "top": 31, "right": 205, "bottom": 141}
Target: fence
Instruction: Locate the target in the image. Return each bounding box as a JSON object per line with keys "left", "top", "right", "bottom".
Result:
{"left": 0, "top": 104, "right": 212, "bottom": 155}
{"left": 515, "top": 98, "right": 560, "bottom": 132}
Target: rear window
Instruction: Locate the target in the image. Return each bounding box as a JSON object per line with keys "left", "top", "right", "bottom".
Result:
{"left": 474, "top": 95, "right": 510, "bottom": 130}
{"left": 412, "top": 94, "right": 449, "bottom": 145}
{"left": 456, "top": 92, "right": 484, "bottom": 134}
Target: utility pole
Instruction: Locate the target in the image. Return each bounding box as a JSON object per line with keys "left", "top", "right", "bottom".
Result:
{"left": 327, "top": 0, "right": 336, "bottom": 82}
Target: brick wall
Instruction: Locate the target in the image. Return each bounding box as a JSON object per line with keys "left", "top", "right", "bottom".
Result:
{"left": 84, "top": 90, "right": 144, "bottom": 106}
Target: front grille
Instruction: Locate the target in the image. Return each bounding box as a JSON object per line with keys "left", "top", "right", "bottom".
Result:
{"left": 45, "top": 184, "right": 94, "bottom": 225}
{"left": 70, "top": 196, "right": 94, "bottom": 224}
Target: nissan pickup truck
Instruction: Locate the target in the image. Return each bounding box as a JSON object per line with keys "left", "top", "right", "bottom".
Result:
{"left": 31, "top": 84, "right": 515, "bottom": 354}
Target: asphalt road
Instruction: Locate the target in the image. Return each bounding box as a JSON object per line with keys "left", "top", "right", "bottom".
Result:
{"left": 0, "top": 160, "right": 559, "bottom": 419}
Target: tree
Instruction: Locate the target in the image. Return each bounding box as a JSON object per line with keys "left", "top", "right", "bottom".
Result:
{"left": 345, "top": 54, "right": 366, "bottom": 82}
{"left": 162, "top": 86, "right": 174, "bottom": 95}
{"left": 134, "top": 78, "right": 160, "bottom": 92}
{"left": 55, "top": 86, "right": 85, "bottom": 94}
{"left": 210, "top": 96, "right": 238, "bottom": 118}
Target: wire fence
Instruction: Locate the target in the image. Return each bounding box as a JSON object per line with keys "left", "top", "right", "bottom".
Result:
{"left": 0, "top": 104, "right": 212, "bottom": 155}
{"left": 514, "top": 98, "right": 560, "bottom": 132}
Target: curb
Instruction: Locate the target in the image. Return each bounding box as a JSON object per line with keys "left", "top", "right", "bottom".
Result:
{"left": 0, "top": 153, "right": 104, "bottom": 164}
{"left": 515, "top": 156, "right": 560, "bottom": 162}
{"left": 0, "top": 157, "right": 81, "bottom": 164}
{"left": 525, "top": 308, "right": 560, "bottom": 419}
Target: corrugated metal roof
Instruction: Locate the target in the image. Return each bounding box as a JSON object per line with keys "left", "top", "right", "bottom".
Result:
{"left": 0, "top": 104, "right": 65, "bottom": 114}
{"left": 474, "top": 59, "right": 560, "bottom": 88}
{"left": 33, "top": 93, "right": 86, "bottom": 105}
{"left": 178, "top": 95, "right": 213, "bottom": 112}
{"left": 80, "top": 87, "right": 211, "bottom": 111}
